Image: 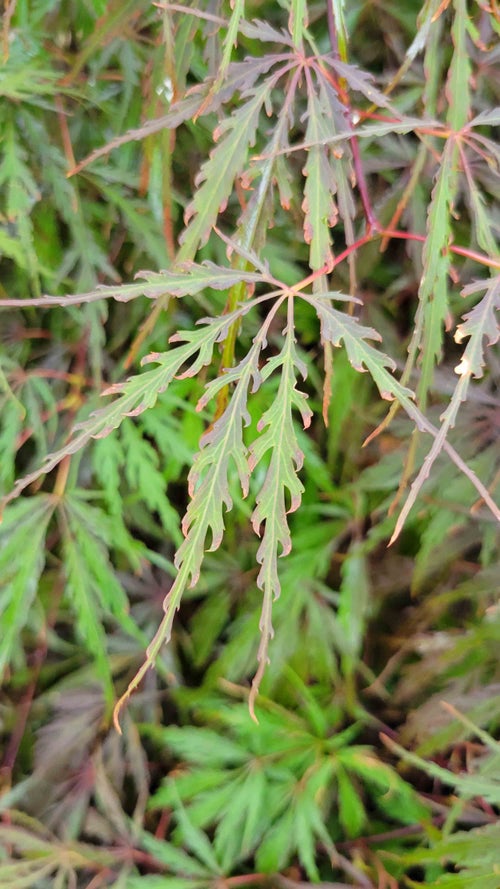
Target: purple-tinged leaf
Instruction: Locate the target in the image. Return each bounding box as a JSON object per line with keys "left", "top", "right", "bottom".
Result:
{"left": 328, "top": 59, "right": 396, "bottom": 110}
{"left": 239, "top": 20, "right": 294, "bottom": 47}
{"left": 69, "top": 89, "right": 207, "bottom": 176}
{"left": 468, "top": 109, "right": 500, "bottom": 128}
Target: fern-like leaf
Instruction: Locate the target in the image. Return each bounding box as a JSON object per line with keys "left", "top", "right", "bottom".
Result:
{"left": 391, "top": 275, "right": 500, "bottom": 541}
{"left": 0, "top": 495, "right": 54, "bottom": 672}
{"left": 248, "top": 305, "right": 312, "bottom": 715}
{"left": 0, "top": 311, "right": 250, "bottom": 511}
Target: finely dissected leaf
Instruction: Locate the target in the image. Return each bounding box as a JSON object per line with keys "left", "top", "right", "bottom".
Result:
{"left": 0, "top": 496, "right": 54, "bottom": 672}
{"left": 212, "top": 770, "right": 266, "bottom": 871}
{"left": 329, "top": 0, "right": 348, "bottom": 59}
{"left": 68, "top": 89, "right": 207, "bottom": 176}
{"left": 0, "top": 119, "right": 40, "bottom": 218}
{"left": 408, "top": 869, "right": 500, "bottom": 889}
{"left": 307, "top": 293, "right": 500, "bottom": 533}
{"left": 179, "top": 77, "right": 277, "bottom": 256}
{"left": 239, "top": 20, "right": 294, "bottom": 47}
{"left": 383, "top": 735, "right": 500, "bottom": 805}
{"left": 305, "top": 293, "right": 403, "bottom": 391}
{"left": 447, "top": 0, "right": 471, "bottom": 131}
{"left": 113, "top": 335, "right": 265, "bottom": 728}
{"left": 468, "top": 108, "right": 500, "bottom": 128}
{"left": 342, "top": 749, "right": 428, "bottom": 825}
{"left": 0, "top": 399, "right": 24, "bottom": 494}
{"left": 311, "top": 72, "right": 356, "bottom": 244}
{"left": 301, "top": 81, "right": 338, "bottom": 271}
{"left": 462, "top": 152, "right": 499, "bottom": 256}
{"left": 61, "top": 494, "right": 145, "bottom": 639}
{"left": 0, "top": 118, "right": 41, "bottom": 294}
{"left": 288, "top": 0, "right": 308, "bottom": 49}
{"left": 154, "top": 726, "right": 248, "bottom": 768}
{"left": 126, "top": 879, "right": 209, "bottom": 889}
{"left": 59, "top": 547, "right": 109, "bottom": 706}
{"left": 406, "top": 0, "right": 444, "bottom": 64}
{"left": 248, "top": 315, "right": 312, "bottom": 713}
{"left": 293, "top": 116, "right": 442, "bottom": 153}
{"left": 1, "top": 312, "right": 247, "bottom": 510}
{"left": 328, "top": 59, "right": 396, "bottom": 110}
{"left": 121, "top": 420, "right": 182, "bottom": 545}
{"left": 239, "top": 767, "right": 267, "bottom": 854}
{"left": 0, "top": 262, "right": 265, "bottom": 308}
{"left": 256, "top": 807, "right": 294, "bottom": 873}
{"left": 454, "top": 276, "right": 500, "bottom": 374}
{"left": 403, "top": 820, "right": 500, "bottom": 887}
{"left": 391, "top": 276, "right": 500, "bottom": 542}
{"left": 292, "top": 781, "right": 336, "bottom": 881}
{"left": 216, "top": 0, "right": 245, "bottom": 85}
{"left": 416, "top": 138, "right": 456, "bottom": 404}
{"left": 179, "top": 342, "right": 262, "bottom": 581}
{"left": 256, "top": 767, "right": 335, "bottom": 880}
{"left": 0, "top": 821, "right": 117, "bottom": 886}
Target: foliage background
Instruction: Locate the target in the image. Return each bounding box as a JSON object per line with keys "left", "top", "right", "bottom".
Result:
{"left": 0, "top": 1, "right": 499, "bottom": 887}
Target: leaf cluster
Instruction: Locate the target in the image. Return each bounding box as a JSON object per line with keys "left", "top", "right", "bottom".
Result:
{"left": 0, "top": 1, "right": 499, "bottom": 887}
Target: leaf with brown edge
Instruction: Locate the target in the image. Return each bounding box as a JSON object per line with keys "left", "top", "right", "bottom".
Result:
{"left": 179, "top": 78, "right": 274, "bottom": 257}
{"left": 1, "top": 314, "right": 243, "bottom": 512}
{"left": 248, "top": 314, "right": 312, "bottom": 717}
{"left": 301, "top": 83, "right": 338, "bottom": 271}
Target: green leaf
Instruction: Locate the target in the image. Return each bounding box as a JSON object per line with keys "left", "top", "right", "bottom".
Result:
{"left": 341, "top": 749, "right": 428, "bottom": 824}
{"left": 256, "top": 806, "right": 294, "bottom": 873}
{"left": 1, "top": 312, "right": 243, "bottom": 509}
{"left": 301, "top": 85, "right": 338, "bottom": 271}
{"left": 335, "top": 545, "right": 371, "bottom": 675}
{"left": 248, "top": 319, "right": 312, "bottom": 711}
{"left": 288, "top": 0, "right": 308, "bottom": 49}
{"left": 0, "top": 262, "right": 265, "bottom": 308}
{"left": 337, "top": 766, "right": 366, "bottom": 837}
{"left": 126, "top": 879, "right": 208, "bottom": 889}
{"left": 383, "top": 735, "right": 500, "bottom": 806}
{"left": 178, "top": 79, "right": 271, "bottom": 257}
{"left": 60, "top": 511, "right": 115, "bottom": 703}
{"left": 154, "top": 726, "right": 248, "bottom": 768}
{"left": 391, "top": 275, "right": 500, "bottom": 543}
{"left": 446, "top": 0, "right": 471, "bottom": 131}
{"left": 412, "top": 872, "right": 500, "bottom": 889}
{"left": 0, "top": 495, "right": 54, "bottom": 672}
{"left": 403, "top": 822, "right": 500, "bottom": 869}
{"left": 170, "top": 787, "right": 222, "bottom": 875}
{"left": 121, "top": 420, "right": 182, "bottom": 545}
{"left": 140, "top": 833, "right": 212, "bottom": 879}
{"left": 415, "top": 138, "right": 456, "bottom": 404}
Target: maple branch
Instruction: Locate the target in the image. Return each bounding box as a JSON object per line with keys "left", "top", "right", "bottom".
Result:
{"left": 331, "top": 229, "right": 500, "bottom": 272}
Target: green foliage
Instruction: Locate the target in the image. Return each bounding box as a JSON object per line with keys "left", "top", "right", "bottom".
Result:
{"left": 0, "top": 1, "right": 499, "bottom": 887}
{"left": 144, "top": 691, "right": 428, "bottom": 879}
